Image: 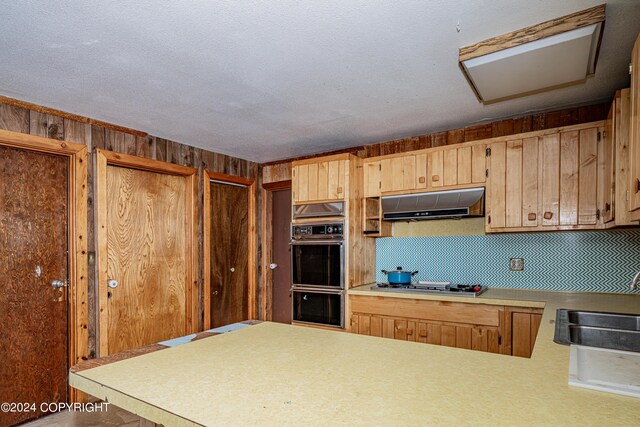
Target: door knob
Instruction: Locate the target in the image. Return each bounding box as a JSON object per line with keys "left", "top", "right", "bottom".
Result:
{"left": 269, "top": 263, "right": 278, "bottom": 270}
{"left": 230, "top": 267, "right": 235, "bottom": 273}
{"left": 51, "top": 279, "right": 66, "bottom": 289}
{"left": 213, "top": 290, "right": 219, "bottom": 295}
{"left": 107, "top": 279, "right": 119, "bottom": 289}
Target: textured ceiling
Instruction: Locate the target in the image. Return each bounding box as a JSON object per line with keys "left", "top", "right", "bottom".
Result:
{"left": 1, "top": 1, "right": 639, "bottom": 162}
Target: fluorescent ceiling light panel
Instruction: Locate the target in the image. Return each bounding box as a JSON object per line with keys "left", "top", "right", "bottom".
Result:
{"left": 458, "top": 5, "right": 605, "bottom": 104}
{"left": 462, "top": 24, "right": 601, "bottom": 103}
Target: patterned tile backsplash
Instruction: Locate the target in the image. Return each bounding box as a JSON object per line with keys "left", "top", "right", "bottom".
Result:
{"left": 375, "top": 231, "right": 640, "bottom": 293}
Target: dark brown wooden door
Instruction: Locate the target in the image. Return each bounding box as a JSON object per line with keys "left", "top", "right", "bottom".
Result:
{"left": 0, "top": 145, "right": 68, "bottom": 425}
{"left": 210, "top": 181, "right": 249, "bottom": 327}
{"left": 271, "top": 189, "right": 291, "bottom": 324}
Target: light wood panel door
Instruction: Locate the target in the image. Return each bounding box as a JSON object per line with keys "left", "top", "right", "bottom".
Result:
{"left": 428, "top": 146, "right": 485, "bottom": 189}
{"left": 630, "top": 33, "right": 640, "bottom": 212}
{"left": 97, "top": 150, "right": 198, "bottom": 356}
{"left": 292, "top": 159, "right": 347, "bottom": 202}
{"left": 0, "top": 146, "right": 69, "bottom": 425}
{"left": 364, "top": 160, "right": 382, "bottom": 197}
{"left": 379, "top": 153, "right": 428, "bottom": 193}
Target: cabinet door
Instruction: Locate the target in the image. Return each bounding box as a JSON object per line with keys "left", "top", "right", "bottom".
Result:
{"left": 415, "top": 153, "right": 428, "bottom": 189}
{"left": 630, "top": 33, "right": 640, "bottom": 211}
{"left": 292, "top": 165, "right": 310, "bottom": 203}
{"left": 510, "top": 311, "right": 542, "bottom": 358}
{"left": 541, "top": 133, "right": 560, "bottom": 226}
{"left": 457, "top": 146, "right": 472, "bottom": 185}
{"left": 602, "top": 104, "right": 615, "bottom": 223}
{"left": 471, "top": 144, "right": 487, "bottom": 184}
{"left": 316, "top": 161, "right": 329, "bottom": 200}
{"left": 578, "top": 128, "right": 599, "bottom": 225}
{"left": 443, "top": 148, "right": 458, "bottom": 186}
{"left": 327, "top": 160, "right": 346, "bottom": 200}
{"left": 487, "top": 141, "right": 506, "bottom": 229}
{"left": 428, "top": 150, "right": 444, "bottom": 188}
{"left": 364, "top": 161, "right": 381, "bottom": 198}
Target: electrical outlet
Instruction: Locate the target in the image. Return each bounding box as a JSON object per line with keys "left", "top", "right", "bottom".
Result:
{"left": 510, "top": 258, "right": 524, "bottom": 271}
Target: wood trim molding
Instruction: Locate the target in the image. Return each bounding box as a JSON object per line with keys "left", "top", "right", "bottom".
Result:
{"left": 0, "top": 129, "right": 88, "bottom": 403}
{"left": 96, "top": 149, "right": 197, "bottom": 176}
{"left": 459, "top": 4, "right": 606, "bottom": 62}
{"left": 263, "top": 180, "right": 292, "bottom": 191}
{"left": 203, "top": 170, "right": 257, "bottom": 329}
{"left": 95, "top": 150, "right": 199, "bottom": 356}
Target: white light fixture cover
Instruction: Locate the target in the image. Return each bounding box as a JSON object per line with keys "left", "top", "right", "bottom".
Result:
{"left": 461, "top": 23, "right": 602, "bottom": 103}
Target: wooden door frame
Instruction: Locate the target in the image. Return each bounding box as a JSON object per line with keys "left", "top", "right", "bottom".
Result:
{"left": 203, "top": 171, "right": 256, "bottom": 329}
{"left": 0, "top": 129, "right": 88, "bottom": 402}
{"left": 260, "top": 180, "right": 292, "bottom": 321}
{"left": 95, "top": 149, "right": 198, "bottom": 356}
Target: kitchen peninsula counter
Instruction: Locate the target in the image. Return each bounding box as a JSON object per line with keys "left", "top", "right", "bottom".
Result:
{"left": 70, "top": 288, "right": 640, "bottom": 426}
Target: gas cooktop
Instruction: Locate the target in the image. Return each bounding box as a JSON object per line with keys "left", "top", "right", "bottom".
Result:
{"left": 371, "top": 282, "right": 487, "bottom": 297}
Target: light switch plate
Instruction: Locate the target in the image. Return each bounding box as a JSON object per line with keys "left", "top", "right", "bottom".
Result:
{"left": 510, "top": 258, "right": 524, "bottom": 271}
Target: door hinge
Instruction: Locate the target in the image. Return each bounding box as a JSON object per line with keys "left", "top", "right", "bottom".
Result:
{"left": 596, "top": 209, "right": 601, "bottom": 220}
{"left": 485, "top": 169, "right": 489, "bottom": 178}
{"left": 379, "top": 182, "right": 381, "bottom": 189}
{"left": 379, "top": 164, "right": 382, "bottom": 171}
{"left": 488, "top": 215, "right": 491, "bottom": 224}
{"left": 627, "top": 190, "right": 631, "bottom": 202}
{"left": 597, "top": 131, "right": 601, "bottom": 142}
{"left": 630, "top": 63, "right": 633, "bottom": 75}
{"left": 498, "top": 335, "right": 502, "bottom": 345}
{"left": 486, "top": 147, "right": 491, "bottom": 157}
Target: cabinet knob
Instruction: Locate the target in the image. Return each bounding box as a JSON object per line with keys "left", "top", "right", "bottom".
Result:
{"left": 336, "top": 186, "right": 343, "bottom": 194}
{"left": 635, "top": 178, "right": 640, "bottom": 194}
{"left": 543, "top": 211, "right": 553, "bottom": 220}
{"left": 418, "top": 176, "right": 426, "bottom": 184}
{"left": 432, "top": 175, "right": 440, "bottom": 182}
{"left": 528, "top": 213, "right": 536, "bottom": 221}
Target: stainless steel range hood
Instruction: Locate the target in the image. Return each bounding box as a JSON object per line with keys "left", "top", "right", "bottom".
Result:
{"left": 381, "top": 188, "right": 485, "bottom": 221}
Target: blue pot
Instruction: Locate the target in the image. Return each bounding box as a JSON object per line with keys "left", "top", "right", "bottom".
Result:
{"left": 381, "top": 267, "right": 418, "bottom": 284}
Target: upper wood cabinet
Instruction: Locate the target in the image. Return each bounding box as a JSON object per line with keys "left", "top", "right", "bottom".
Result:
{"left": 363, "top": 144, "right": 486, "bottom": 197}
{"left": 486, "top": 124, "right": 605, "bottom": 232}
{"left": 630, "top": 32, "right": 640, "bottom": 214}
{"left": 292, "top": 156, "right": 349, "bottom": 203}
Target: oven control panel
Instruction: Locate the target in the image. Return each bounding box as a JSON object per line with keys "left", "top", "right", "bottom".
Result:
{"left": 292, "top": 222, "right": 344, "bottom": 238}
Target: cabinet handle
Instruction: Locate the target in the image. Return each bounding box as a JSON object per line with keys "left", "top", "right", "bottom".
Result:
{"left": 636, "top": 178, "right": 640, "bottom": 194}
{"left": 543, "top": 211, "right": 553, "bottom": 220}
{"left": 337, "top": 186, "right": 343, "bottom": 194}
{"left": 605, "top": 203, "right": 611, "bottom": 212}
{"left": 407, "top": 329, "right": 414, "bottom": 335}
{"left": 528, "top": 213, "right": 536, "bottom": 221}
{"left": 418, "top": 330, "right": 427, "bottom": 337}
{"left": 418, "top": 176, "right": 426, "bottom": 184}
{"left": 432, "top": 175, "right": 440, "bottom": 182}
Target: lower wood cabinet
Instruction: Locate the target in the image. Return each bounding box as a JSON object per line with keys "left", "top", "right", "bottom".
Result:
{"left": 349, "top": 295, "right": 543, "bottom": 358}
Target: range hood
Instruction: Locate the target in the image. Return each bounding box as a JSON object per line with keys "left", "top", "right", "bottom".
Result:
{"left": 381, "top": 188, "right": 485, "bottom": 221}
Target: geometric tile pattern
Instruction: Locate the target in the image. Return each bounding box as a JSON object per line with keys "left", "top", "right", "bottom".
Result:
{"left": 376, "top": 231, "right": 640, "bottom": 294}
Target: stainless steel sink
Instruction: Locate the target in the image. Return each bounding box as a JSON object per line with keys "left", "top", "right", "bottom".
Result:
{"left": 567, "top": 311, "right": 640, "bottom": 331}
{"left": 555, "top": 309, "right": 640, "bottom": 352}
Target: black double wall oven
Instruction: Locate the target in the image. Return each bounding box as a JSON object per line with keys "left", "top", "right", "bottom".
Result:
{"left": 291, "top": 220, "right": 345, "bottom": 328}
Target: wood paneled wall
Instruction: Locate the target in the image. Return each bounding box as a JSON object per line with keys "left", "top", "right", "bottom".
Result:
{"left": 0, "top": 101, "right": 262, "bottom": 359}
{"left": 263, "top": 102, "right": 610, "bottom": 183}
